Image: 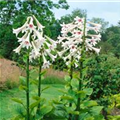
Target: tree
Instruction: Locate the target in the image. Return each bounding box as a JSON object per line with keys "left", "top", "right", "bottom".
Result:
{"left": 0, "top": 24, "right": 17, "bottom": 59}
{"left": 60, "top": 8, "right": 87, "bottom": 24}
{"left": 100, "top": 42, "right": 113, "bottom": 54}
{"left": 90, "top": 17, "right": 109, "bottom": 33}
{"left": 0, "top": 0, "right": 69, "bottom": 25}
{"left": 0, "top": 0, "right": 69, "bottom": 59}
{"left": 114, "top": 44, "right": 120, "bottom": 59}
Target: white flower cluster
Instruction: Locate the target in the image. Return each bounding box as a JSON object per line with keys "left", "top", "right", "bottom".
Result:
{"left": 13, "top": 16, "right": 57, "bottom": 69}
{"left": 58, "top": 16, "right": 101, "bottom": 67}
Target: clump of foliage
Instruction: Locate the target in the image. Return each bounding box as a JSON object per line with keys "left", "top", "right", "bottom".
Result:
{"left": 102, "top": 26, "right": 120, "bottom": 58}
{"left": 86, "top": 54, "right": 120, "bottom": 118}
{"left": 0, "top": 80, "right": 19, "bottom": 92}
{"left": 107, "top": 94, "right": 120, "bottom": 119}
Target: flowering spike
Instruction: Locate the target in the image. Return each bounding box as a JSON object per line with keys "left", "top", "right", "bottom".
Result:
{"left": 58, "top": 16, "right": 101, "bottom": 67}
{"left": 13, "top": 15, "right": 57, "bottom": 69}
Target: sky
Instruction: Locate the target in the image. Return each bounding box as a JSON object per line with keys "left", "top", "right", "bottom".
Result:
{"left": 52, "top": 0, "right": 120, "bottom": 25}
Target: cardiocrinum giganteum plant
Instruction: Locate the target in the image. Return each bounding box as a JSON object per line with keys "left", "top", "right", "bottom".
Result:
{"left": 57, "top": 16, "right": 104, "bottom": 120}
{"left": 12, "top": 15, "right": 57, "bottom": 120}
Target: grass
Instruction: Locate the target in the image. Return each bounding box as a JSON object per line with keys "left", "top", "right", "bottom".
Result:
{"left": 0, "top": 61, "right": 66, "bottom": 119}
{"left": 42, "top": 75, "right": 66, "bottom": 84}
{"left": 29, "top": 68, "right": 66, "bottom": 85}
{"left": 0, "top": 84, "right": 64, "bottom": 120}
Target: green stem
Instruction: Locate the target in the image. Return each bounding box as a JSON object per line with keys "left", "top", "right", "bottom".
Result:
{"left": 75, "top": 18, "right": 86, "bottom": 120}
{"left": 26, "top": 54, "right": 30, "bottom": 120}
{"left": 69, "top": 56, "right": 73, "bottom": 120}
{"left": 37, "top": 56, "right": 42, "bottom": 113}
{"left": 75, "top": 60, "right": 83, "bottom": 120}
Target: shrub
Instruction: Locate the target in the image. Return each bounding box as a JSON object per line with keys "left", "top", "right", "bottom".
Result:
{"left": 0, "top": 82, "right": 7, "bottom": 92}
{"left": 86, "top": 54, "right": 120, "bottom": 112}
{"left": 5, "top": 79, "right": 19, "bottom": 90}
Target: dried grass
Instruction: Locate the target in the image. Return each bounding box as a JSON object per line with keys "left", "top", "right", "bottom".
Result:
{"left": 0, "top": 58, "right": 21, "bottom": 83}
{"left": 0, "top": 58, "right": 67, "bottom": 83}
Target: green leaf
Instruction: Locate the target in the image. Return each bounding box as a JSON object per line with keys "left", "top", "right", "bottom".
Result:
{"left": 71, "top": 78, "right": 79, "bottom": 88}
{"left": 32, "top": 96, "right": 41, "bottom": 101}
{"left": 52, "top": 99, "right": 63, "bottom": 104}
{"left": 69, "top": 111, "right": 79, "bottom": 115}
{"left": 79, "top": 112, "right": 89, "bottom": 120}
{"left": 19, "top": 85, "right": 27, "bottom": 91}
{"left": 12, "top": 98, "right": 23, "bottom": 105}
{"left": 58, "top": 89, "right": 67, "bottom": 94}
{"left": 30, "top": 80, "right": 38, "bottom": 85}
{"left": 77, "top": 90, "right": 86, "bottom": 98}
{"left": 40, "top": 70, "right": 46, "bottom": 76}
{"left": 85, "top": 116, "right": 94, "bottom": 120}
{"left": 42, "top": 86, "right": 50, "bottom": 92}
{"left": 90, "top": 106, "right": 103, "bottom": 115}
{"left": 11, "top": 115, "right": 24, "bottom": 120}
{"left": 94, "top": 115, "right": 105, "bottom": 120}
{"left": 116, "top": 103, "right": 120, "bottom": 108}
{"left": 23, "top": 55, "right": 27, "bottom": 63}
{"left": 39, "top": 105, "right": 53, "bottom": 117}
{"left": 83, "top": 100, "right": 98, "bottom": 107}
{"left": 61, "top": 95, "right": 74, "bottom": 101}
{"left": 29, "top": 100, "right": 41, "bottom": 110}
{"left": 64, "top": 75, "right": 71, "bottom": 82}
{"left": 84, "top": 88, "right": 93, "bottom": 96}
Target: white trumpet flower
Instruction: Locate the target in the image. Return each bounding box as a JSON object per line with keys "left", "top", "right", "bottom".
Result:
{"left": 29, "top": 49, "right": 37, "bottom": 62}
{"left": 88, "top": 34, "right": 101, "bottom": 41}
{"left": 86, "top": 38, "right": 97, "bottom": 46}
{"left": 13, "top": 17, "right": 30, "bottom": 36}
{"left": 72, "top": 29, "right": 83, "bottom": 38}
{"left": 42, "top": 54, "right": 51, "bottom": 69}
{"left": 45, "top": 35, "right": 57, "bottom": 47}
{"left": 33, "top": 15, "right": 45, "bottom": 31}
{"left": 57, "top": 35, "right": 67, "bottom": 43}
{"left": 13, "top": 44, "right": 23, "bottom": 54}
{"left": 31, "top": 41, "right": 40, "bottom": 56}
{"left": 74, "top": 16, "right": 84, "bottom": 25}
{"left": 27, "top": 17, "right": 36, "bottom": 33}
{"left": 18, "top": 32, "right": 28, "bottom": 42}
{"left": 58, "top": 48, "right": 68, "bottom": 57}
{"left": 34, "top": 39, "right": 44, "bottom": 49}
{"left": 22, "top": 33, "right": 31, "bottom": 49}
{"left": 86, "top": 41, "right": 100, "bottom": 54}
{"left": 33, "top": 28, "right": 43, "bottom": 40}
{"left": 87, "top": 21, "right": 102, "bottom": 28}
{"left": 45, "top": 42, "right": 55, "bottom": 51}
{"left": 45, "top": 50, "right": 57, "bottom": 62}
{"left": 70, "top": 45, "right": 77, "bottom": 55}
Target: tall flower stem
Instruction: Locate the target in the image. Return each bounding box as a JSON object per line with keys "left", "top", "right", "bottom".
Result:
{"left": 75, "top": 18, "right": 86, "bottom": 120}
{"left": 26, "top": 54, "right": 30, "bottom": 120}
{"left": 37, "top": 55, "right": 42, "bottom": 113}
{"left": 69, "top": 56, "right": 73, "bottom": 120}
